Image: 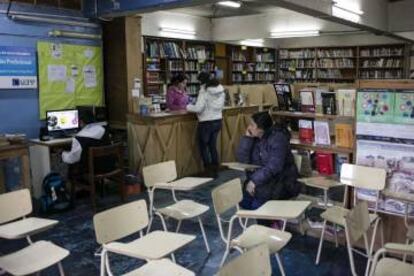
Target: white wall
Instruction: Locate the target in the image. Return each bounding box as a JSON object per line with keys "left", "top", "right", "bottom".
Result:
{"left": 141, "top": 11, "right": 212, "bottom": 41}
{"left": 388, "top": 0, "right": 414, "bottom": 32}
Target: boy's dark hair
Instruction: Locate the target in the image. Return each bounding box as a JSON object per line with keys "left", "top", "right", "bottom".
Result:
{"left": 170, "top": 73, "right": 187, "bottom": 86}
{"left": 252, "top": 111, "right": 273, "bottom": 131}
{"left": 197, "top": 72, "right": 220, "bottom": 88}
{"left": 80, "top": 109, "right": 95, "bottom": 125}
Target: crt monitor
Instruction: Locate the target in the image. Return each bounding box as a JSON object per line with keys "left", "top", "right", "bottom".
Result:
{"left": 46, "top": 109, "right": 79, "bottom": 132}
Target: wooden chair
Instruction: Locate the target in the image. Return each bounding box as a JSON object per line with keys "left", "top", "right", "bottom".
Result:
{"left": 211, "top": 178, "right": 291, "bottom": 275}
{"left": 369, "top": 242, "right": 414, "bottom": 276}
{"left": 315, "top": 164, "right": 387, "bottom": 276}
{"left": 93, "top": 200, "right": 195, "bottom": 276}
{"left": 70, "top": 142, "right": 125, "bottom": 212}
{"left": 217, "top": 243, "right": 271, "bottom": 276}
{"left": 0, "top": 189, "right": 58, "bottom": 244}
{"left": 142, "top": 160, "right": 211, "bottom": 253}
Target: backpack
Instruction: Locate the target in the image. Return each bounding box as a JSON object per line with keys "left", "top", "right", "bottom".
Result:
{"left": 41, "top": 172, "right": 71, "bottom": 213}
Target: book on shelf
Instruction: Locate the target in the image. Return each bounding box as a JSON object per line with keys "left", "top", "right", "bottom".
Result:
{"left": 273, "top": 83, "right": 293, "bottom": 111}
{"left": 299, "top": 119, "right": 314, "bottom": 144}
{"left": 321, "top": 92, "right": 336, "bottom": 115}
{"left": 336, "top": 89, "right": 356, "bottom": 116}
{"left": 314, "top": 121, "right": 331, "bottom": 146}
{"left": 335, "top": 153, "right": 350, "bottom": 176}
{"left": 316, "top": 152, "right": 334, "bottom": 175}
{"left": 300, "top": 89, "right": 315, "bottom": 113}
{"left": 335, "top": 123, "right": 353, "bottom": 148}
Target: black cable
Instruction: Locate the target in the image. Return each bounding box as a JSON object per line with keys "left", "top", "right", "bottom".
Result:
{"left": 6, "top": 0, "right": 13, "bottom": 18}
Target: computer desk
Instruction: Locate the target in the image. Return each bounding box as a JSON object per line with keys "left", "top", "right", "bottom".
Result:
{"left": 29, "top": 138, "right": 72, "bottom": 198}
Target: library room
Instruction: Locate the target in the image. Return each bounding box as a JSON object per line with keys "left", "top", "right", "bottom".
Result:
{"left": 1, "top": 0, "right": 414, "bottom": 275}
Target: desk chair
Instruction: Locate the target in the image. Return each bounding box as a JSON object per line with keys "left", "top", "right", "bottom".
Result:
{"left": 93, "top": 200, "right": 195, "bottom": 276}
{"left": 0, "top": 189, "right": 58, "bottom": 244}
{"left": 211, "top": 178, "right": 291, "bottom": 275}
{"left": 315, "top": 164, "right": 387, "bottom": 276}
{"left": 382, "top": 190, "right": 414, "bottom": 262}
{"left": 70, "top": 143, "right": 125, "bottom": 212}
{"left": 217, "top": 244, "right": 271, "bottom": 276}
{"left": 369, "top": 242, "right": 414, "bottom": 276}
{"left": 142, "top": 161, "right": 211, "bottom": 253}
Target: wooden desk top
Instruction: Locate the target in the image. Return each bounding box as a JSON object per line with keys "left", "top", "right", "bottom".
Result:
{"left": 236, "top": 200, "right": 311, "bottom": 220}
{"left": 222, "top": 162, "right": 260, "bottom": 172}
{"left": 153, "top": 177, "right": 212, "bottom": 191}
{"left": 299, "top": 176, "right": 343, "bottom": 190}
{"left": 30, "top": 138, "right": 72, "bottom": 147}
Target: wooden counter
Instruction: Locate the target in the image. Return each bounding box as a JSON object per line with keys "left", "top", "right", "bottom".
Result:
{"left": 127, "top": 106, "right": 261, "bottom": 177}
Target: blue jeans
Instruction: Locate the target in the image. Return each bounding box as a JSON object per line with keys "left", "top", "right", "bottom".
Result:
{"left": 197, "top": 120, "right": 222, "bottom": 167}
{"left": 240, "top": 190, "right": 272, "bottom": 227}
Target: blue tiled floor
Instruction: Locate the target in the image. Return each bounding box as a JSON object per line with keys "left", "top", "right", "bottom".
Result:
{"left": 0, "top": 170, "right": 366, "bottom": 275}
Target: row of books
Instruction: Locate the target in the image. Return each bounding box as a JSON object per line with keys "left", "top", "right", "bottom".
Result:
{"left": 255, "top": 73, "right": 276, "bottom": 81}
{"left": 255, "top": 52, "right": 275, "bottom": 62}
{"left": 360, "top": 58, "right": 402, "bottom": 68}
{"left": 359, "top": 70, "right": 403, "bottom": 79}
{"left": 187, "top": 73, "right": 198, "bottom": 83}
{"left": 317, "top": 69, "right": 346, "bottom": 79}
{"left": 255, "top": 63, "right": 275, "bottom": 71}
{"left": 279, "top": 70, "right": 316, "bottom": 79}
{"left": 298, "top": 119, "right": 353, "bottom": 148}
{"left": 146, "top": 72, "right": 163, "bottom": 84}
{"left": 186, "top": 47, "right": 214, "bottom": 60}
{"left": 279, "top": 49, "right": 316, "bottom": 59}
{"left": 360, "top": 47, "right": 404, "bottom": 57}
{"left": 168, "top": 60, "right": 183, "bottom": 71}
{"left": 316, "top": 59, "right": 354, "bottom": 68}
{"left": 232, "top": 51, "right": 247, "bottom": 61}
{"left": 317, "top": 49, "right": 354, "bottom": 58}
{"left": 279, "top": 60, "right": 316, "bottom": 69}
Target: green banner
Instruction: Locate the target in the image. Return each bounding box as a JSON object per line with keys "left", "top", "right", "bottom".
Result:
{"left": 37, "top": 41, "right": 104, "bottom": 119}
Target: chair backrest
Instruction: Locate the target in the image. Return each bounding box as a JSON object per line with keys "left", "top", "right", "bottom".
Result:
{"left": 93, "top": 200, "right": 148, "bottom": 244}
{"left": 344, "top": 201, "right": 371, "bottom": 245}
{"left": 211, "top": 178, "right": 243, "bottom": 215}
{"left": 340, "top": 164, "right": 387, "bottom": 191}
{"left": 217, "top": 243, "right": 271, "bottom": 276}
{"left": 142, "top": 160, "right": 177, "bottom": 188}
{"left": 88, "top": 142, "right": 123, "bottom": 175}
{"left": 0, "top": 189, "right": 32, "bottom": 224}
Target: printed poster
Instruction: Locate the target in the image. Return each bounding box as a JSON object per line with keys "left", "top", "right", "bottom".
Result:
{"left": 357, "top": 90, "right": 394, "bottom": 123}
{"left": 0, "top": 46, "right": 37, "bottom": 89}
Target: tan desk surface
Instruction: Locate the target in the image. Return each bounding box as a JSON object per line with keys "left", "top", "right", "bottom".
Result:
{"left": 222, "top": 162, "right": 260, "bottom": 172}
{"left": 30, "top": 138, "right": 72, "bottom": 147}
{"left": 299, "top": 176, "right": 343, "bottom": 190}
{"left": 237, "top": 200, "right": 311, "bottom": 220}
{"left": 153, "top": 177, "right": 213, "bottom": 191}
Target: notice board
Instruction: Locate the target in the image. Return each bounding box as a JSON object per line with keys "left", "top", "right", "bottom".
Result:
{"left": 37, "top": 41, "right": 104, "bottom": 119}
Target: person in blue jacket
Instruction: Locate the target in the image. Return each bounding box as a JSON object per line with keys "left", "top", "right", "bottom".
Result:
{"left": 237, "top": 111, "right": 300, "bottom": 212}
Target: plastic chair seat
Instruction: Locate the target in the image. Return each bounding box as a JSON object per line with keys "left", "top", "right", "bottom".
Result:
{"left": 321, "top": 206, "right": 378, "bottom": 226}
{"left": 104, "top": 230, "right": 195, "bottom": 260}
{"left": 123, "top": 259, "right": 195, "bottom": 276}
{"left": 231, "top": 225, "right": 292, "bottom": 253}
{"left": 373, "top": 257, "right": 414, "bottom": 276}
{"left": 0, "top": 241, "right": 69, "bottom": 276}
{"left": 0, "top": 217, "right": 58, "bottom": 240}
{"left": 158, "top": 200, "right": 209, "bottom": 220}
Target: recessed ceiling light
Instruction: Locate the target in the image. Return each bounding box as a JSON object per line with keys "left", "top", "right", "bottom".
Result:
{"left": 217, "top": 1, "right": 242, "bottom": 8}
{"left": 270, "top": 30, "right": 320, "bottom": 38}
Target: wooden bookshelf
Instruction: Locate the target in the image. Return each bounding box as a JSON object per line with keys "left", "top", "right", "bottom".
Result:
{"left": 228, "top": 45, "right": 277, "bottom": 85}
{"left": 143, "top": 36, "right": 215, "bottom": 96}
{"left": 290, "top": 139, "right": 354, "bottom": 154}
{"left": 271, "top": 111, "right": 354, "bottom": 120}
{"left": 278, "top": 44, "right": 409, "bottom": 83}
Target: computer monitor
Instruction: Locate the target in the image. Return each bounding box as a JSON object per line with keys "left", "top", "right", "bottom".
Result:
{"left": 46, "top": 109, "right": 79, "bottom": 132}
{"left": 77, "top": 105, "right": 107, "bottom": 123}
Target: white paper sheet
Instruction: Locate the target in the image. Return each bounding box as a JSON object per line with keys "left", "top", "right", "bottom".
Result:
{"left": 47, "top": 65, "right": 66, "bottom": 81}
{"left": 65, "top": 78, "right": 75, "bottom": 94}
{"left": 83, "top": 65, "right": 97, "bottom": 88}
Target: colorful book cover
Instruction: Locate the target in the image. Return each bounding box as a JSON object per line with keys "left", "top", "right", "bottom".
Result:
{"left": 335, "top": 123, "right": 353, "bottom": 148}
{"left": 394, "top": 91, "right": 414, "bottom": 125}
{"left": 356, "top": 90, "right": 394, "bottom": 123}
{"left": 337, "top": 89, "right": 356, "bottom": 116}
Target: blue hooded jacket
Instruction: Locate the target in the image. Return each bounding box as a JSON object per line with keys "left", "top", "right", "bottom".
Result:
{"left": 237, "top": 125, "right": 299, "bottom": 200}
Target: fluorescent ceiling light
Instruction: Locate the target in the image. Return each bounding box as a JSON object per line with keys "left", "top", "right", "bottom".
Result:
{"left": 217, "top": 1, "right": 242, "bottom": 8}
{"left": 333, "top": 1, "right": 364, "bottom": 15}
{"left": 332, "top": 6, "right": 361, "bottom": 23}
{"left": 241, "top": 39, "right": 264, "bottom": 47}
{"left": 10, "top": 14, "right": 99, "bottom": 28}
{"left": 159, "top": 27, "right": 196, "bottom": 39}
{"left": 270, "top": 30, "right": 320, "bottom": 38}
{"left": 49, "top": 30, "right": 102, "bottom": 40}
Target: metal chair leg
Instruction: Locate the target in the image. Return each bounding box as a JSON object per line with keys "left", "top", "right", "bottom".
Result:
{"left": 345, "top": 226, "right": 358, "bottom": 276}
{"left": 57, "top": 262, "right": 65, "bottom": 276}
{"left": 334, "top": 223, "right": 339, "bottom": 248}
{"left": 198, "top": 217, "right": 210, "bottom": 253}
{"left": 275, "top": 253, "right": 286, "bottom": 276}
{"left": 220, "top": 247, "right": 230, "bottom": 268}
{"left": 100, "top": 250, "right": 106, "bottom": 276}
{"left": 176, "top": 220, "right": 182, "bottom": 232}
{"left": 315, "top": 220, "right": 327, "bottom": 265}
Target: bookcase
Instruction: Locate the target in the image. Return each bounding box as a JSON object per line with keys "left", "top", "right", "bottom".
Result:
{"left": 143, "top": 36, "right": 215, "bottom": 96}
{"left": 228, "top": 45, "right": 277, "bottom": 85}
{"left": 278, "top": 44, "right": 409, "bottom": 83}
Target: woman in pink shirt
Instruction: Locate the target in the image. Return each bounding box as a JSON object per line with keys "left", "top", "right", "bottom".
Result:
{"left": 166, "top": 74, "right": 189, "bottom": 111}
